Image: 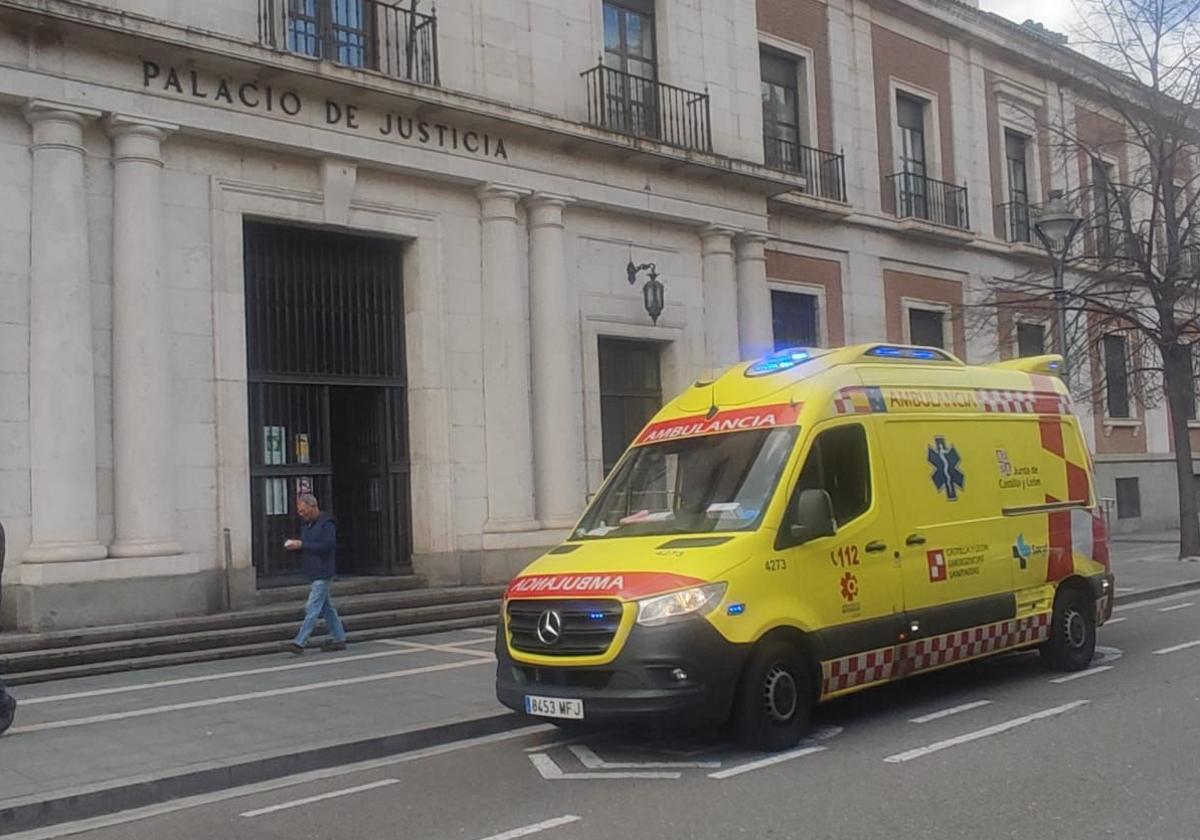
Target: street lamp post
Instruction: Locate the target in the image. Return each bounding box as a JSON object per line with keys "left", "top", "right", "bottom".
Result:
{"left": 1033, "top": 189, "right": 1084, "bottom": 385}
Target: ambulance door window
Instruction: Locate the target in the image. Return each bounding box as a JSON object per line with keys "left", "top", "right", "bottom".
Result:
{"left": 790, "top": 424, "right": 872, "bottom": 527}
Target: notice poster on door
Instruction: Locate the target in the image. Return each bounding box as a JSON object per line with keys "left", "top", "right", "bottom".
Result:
{"left": 296, "top": 476, "right": 313, "bottom": 498}
{"left": 265, "top": 477, "right": 288, "bottom": 515}
{"left": 295, "top": 433, "right": 310, "bottom": 465}
{"left": 264, "top": 426, "right": 286, "bottom": 466}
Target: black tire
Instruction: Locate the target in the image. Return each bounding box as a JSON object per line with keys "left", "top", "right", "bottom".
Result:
{"left": 1040, "top": 588, "right": 1097, "bottom": 671}
{"left": 733, "top": 638, "right": 813, "bottom": 752}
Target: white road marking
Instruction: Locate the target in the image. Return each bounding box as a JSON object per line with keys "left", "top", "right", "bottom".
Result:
{"left": 883, "top": 700, "right": 1090, "bottom": 763}
{"left": 17, "top": 642, "right": 454, "bottom": 706}
{"left": 568, "top": 744, "right": 721, "bottom": 769}
{"left": 1050, "top": 665, "right": 1113, "bottom": 684}
{"left": 523, "top": 736, "right": 592, "bottom": 753}
{"left": 476, "top": 815, "right": 582, "bottom": 840}
{"left": 1154, "top": 638, "right": 1200, "bottom": 655}
{"left": 1, "top": 725, "right": 551, "bottom": 840}
{"left": 910, "top": 700, "right": 992, "bottom": 724}
{"left": 1105, "top": 616, "right": 1128, "bottom": 624}
{"left": 1159, "top": 602, "right": 1195, "bottom": 612}
{"left": 464, "top": 627, "right": 498, "bottom": 636}
{"left": 1114, "top": 591, "right": 1200, "bottom": 612}
{"left": 708, "top": 746, "right": 826, "bottom": 779}
{"left": 8, "top": 658, "right": 494, "bottom": 734}
{"left": 528, "top": 753, "right": 681, "bottom": 780}
{"left": 1114, "top": 586, "right": 1137, "bottom": 593}
{"left": 238, "top": 778, "right": 400, "bottom": 818}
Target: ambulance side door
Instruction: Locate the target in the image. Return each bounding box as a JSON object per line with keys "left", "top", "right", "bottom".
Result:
{"left": 777, "top": 420, "right": 903, "bottom": 645}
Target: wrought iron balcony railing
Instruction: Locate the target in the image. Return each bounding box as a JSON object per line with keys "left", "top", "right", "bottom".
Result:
{"left": 887, "top": 172, "right": 970, "bottom": 231}
{"left": 998, "top": 200, "right": 1034, "bottom": 243}
{"left": 763, "top": 135, "right": 847, "bottom": 203}
{"left": 581, "top": 64, "right": 712, "bottom": 153}
{"left": 258, "top": 0, "right": 439, "bottom": 85}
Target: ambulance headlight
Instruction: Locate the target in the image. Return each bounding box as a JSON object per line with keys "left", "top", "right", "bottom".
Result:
{"left": 636, "top": 583, "right": 727, "bottom": 626}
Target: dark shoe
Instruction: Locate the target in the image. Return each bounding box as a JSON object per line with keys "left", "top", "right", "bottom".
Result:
{"left": 286, "top": 642, "right": 305, "bottom": 656}
{"left": 321, "top": 640, "right": 347, "bottom": 652}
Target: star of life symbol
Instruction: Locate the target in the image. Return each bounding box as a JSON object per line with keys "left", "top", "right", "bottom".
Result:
{"left": 928, "top": 436, "right": 965, "bottom": 501}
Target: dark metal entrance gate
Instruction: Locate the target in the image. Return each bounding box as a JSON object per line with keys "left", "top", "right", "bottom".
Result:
{"left": 243, "top": 221, "right": 411, "bottom": 579}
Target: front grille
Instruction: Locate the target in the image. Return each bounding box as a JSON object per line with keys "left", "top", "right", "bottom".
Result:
{"left": 507, "top": 599, "right": 623, "bottom": 656}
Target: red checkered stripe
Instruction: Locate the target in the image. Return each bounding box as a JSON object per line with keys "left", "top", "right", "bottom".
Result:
{"left": 975, "top": 389, "right": 1071, "bottom": 415}
{"left": 819, "top": 613, "right": 1052, "bottom": 697}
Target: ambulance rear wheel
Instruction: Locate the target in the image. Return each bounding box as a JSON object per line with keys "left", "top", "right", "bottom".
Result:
{"left": 1041, "top": 588, "right": 1096, "bottom": 671}
{"left": 734, "top": 639, "right": 812, "bottom": 752}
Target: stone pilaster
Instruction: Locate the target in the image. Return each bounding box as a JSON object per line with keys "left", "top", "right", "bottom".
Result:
{"left": 735, "top": 232, "right": 774, "bottom": 359}
{"left": 701, "top": 225, "right": 741, "bottom": 368}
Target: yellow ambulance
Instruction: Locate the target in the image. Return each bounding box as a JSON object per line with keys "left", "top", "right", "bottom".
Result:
{"left": 495, "top": 344, "right": 1113, "bottom": 750}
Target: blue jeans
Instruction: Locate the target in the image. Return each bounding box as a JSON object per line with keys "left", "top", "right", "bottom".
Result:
{"left": 293, "top": 579, "right": 346, "bottom": 647}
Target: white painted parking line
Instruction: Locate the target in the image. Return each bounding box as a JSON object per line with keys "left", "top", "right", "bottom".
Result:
{"left": 1159, "top": 602, "right": 1195, "bottom": 612}
{"left": 883, "top": 700, "right": 1090, "bottom": 763}
{"left": 523, "top": 735, "right": 591, "bottom": 753}
{"left": 18, "top": 643, "right": 448, "bottom": 706}
{"left": 1154, "top": 639, "right": 1200, "bottom": 655}
{"left": 910, "top": 700, "right": 992, "bottom": 724}
{"left": 8, "top": 658, "right": 494, "bottom": 734}
{"left": 528, "top": 752, "right": 681, "bottom": 780}
{"left": 1050, "top": 665, "right": 1113, "bottom": 684}
{"left": 708, "top": 745, "right": 826, "bottom": 779}
{"left": 1105, "top": 617, "right": 1128, "bottom": 624}
{"left": 569, "top": 744, "right": 721, "bottom": 769}
{"left": 239, "top": 778, "right": 400, "bottom": 818}
{"left": 1114, "top": 586, "right": 1137, "bottom": 593}
{"left": 464, "top": 627, "right": 498, "bottom": 636}
{"left": 1115, "top": 591, "right": 1199, "bottom": 612}
{"left": 476, "top": 815, "right": 581, "bottom": 840}
{"left": 3, "top": 726, "right": 551, "bottom": 840}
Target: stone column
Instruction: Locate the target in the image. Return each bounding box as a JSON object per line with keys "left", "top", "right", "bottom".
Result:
{"left": 701, "top": 225, "right": 741, "bottom": 368}
{"left": 478, "top": 184, "right": 537, "bottom": 532}
{"left": 107, "top": 116, "right": 183, "bottom": 558}
{"left": 526, "top": 193, "right": 582, "bottom": 529}
{"left": 21, "top": 101, "right": 107, "bottom": 564}
{"left": 735, "top": 232, "right": 774, "bottom": 359}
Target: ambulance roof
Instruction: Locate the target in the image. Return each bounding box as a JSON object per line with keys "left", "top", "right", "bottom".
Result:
{"left": 633, "top": 344, "right": 1071, "bottom": 447}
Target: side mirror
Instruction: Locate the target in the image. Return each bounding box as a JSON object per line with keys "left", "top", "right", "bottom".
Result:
{"left": 789, "top": 489, "right": 837, "bottom": 544}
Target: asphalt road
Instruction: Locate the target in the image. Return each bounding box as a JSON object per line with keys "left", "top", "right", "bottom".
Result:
{"left": 14, "top": 590, "right": 1200, "bottom": 840}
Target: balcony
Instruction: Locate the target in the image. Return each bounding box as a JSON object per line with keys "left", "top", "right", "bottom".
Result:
{"left": 998, "top": 200, "right": 1034, "bottom": 244}
{"left": 763, "top": 135, "right": 847, "bottom": 203}
{"left": 258, "top": 0, "right": 440, "bottom": 85}
{"left": 580, "top": 64, "right": 712, "bottom": 153}
{"left": 887, "top": 172, "right": 970, "bottom": 231}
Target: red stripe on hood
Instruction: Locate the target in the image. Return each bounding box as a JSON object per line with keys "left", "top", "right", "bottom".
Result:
{"left": 505, "top": 571, "right": 708, "bottom": 600}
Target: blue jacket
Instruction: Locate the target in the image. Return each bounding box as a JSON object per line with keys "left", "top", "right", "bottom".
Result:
{"left": 300, "top": 513, "right": 338, "bottom": 581}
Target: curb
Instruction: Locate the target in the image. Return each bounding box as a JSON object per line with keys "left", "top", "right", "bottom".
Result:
{"left": 1113, "top": 578, "right": 1200, "bottom": 605}
{"left": 0, "top": 711, "right": 527, "bottom": 835}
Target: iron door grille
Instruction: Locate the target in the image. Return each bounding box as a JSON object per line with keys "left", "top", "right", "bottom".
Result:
{"left": 507, "top": 600, "right": 624, "bottom": 656}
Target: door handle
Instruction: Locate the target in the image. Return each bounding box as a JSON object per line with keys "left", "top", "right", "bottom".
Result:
{"left": 865, "top": 540, "right": 888, "bottom": 553}
{"left": 906, "top": 534, "right": 927, "bottom": 547}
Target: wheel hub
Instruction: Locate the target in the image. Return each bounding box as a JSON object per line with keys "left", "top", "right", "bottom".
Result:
{"left": 1064, "top": 609, "right": 1088, "bottom": 648}
{"left": 762, "top": 664, "right": 798, "bottom": 723}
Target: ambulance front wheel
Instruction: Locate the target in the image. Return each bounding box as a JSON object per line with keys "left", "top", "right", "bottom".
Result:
{"left": 1041, "top": 588, "right": 1096, "bottom": 671}
{"left": 733, "top": 638, "right": 813, "bottom": 752}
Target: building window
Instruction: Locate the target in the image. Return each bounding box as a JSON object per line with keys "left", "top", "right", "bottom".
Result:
{"left": 771, "top": 289, "right": 819, "bottom": 350}
{"left": 1115, "top": 477, "right": 1141, "bottom": 519}
{"left": 1102, "top": 333, "right": 1131, "bottom": 418}
{"left": 602, "top": 0, "right": 657, "bottom": 137}
{"left": 908, "top": 306, "right": 945, "bottom": 349}
{"left": 1186, "top": 346, "right": 1197, "bottom": 422}
{"left": 761, "top": 49, "right": 804, "bottom": 170}
{"left": 599, "top": 337, "right": 662, "bottom": 474}
{"left": 288, "top": 0, "right": 371, "bottom": 67}
{"left": 896, "top": 93, "right": 929, "bottom": 219}
{"left": 1016, "top": 322, "right": 1046, "bottom": 357}
{"left": 1005, "top": 129, "right": 1032, "bottom": 242}
{"left": 1092, "top": 158, "right": 1119, "bottom": 256}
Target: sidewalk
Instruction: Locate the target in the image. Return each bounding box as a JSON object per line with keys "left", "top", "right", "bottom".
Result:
{"left": 3, "top": 540, "right": 1199, "bottom": 833}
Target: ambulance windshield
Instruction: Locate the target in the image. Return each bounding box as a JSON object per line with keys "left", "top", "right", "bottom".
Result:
{"left": 574, "top": 427, "right": 798, "bottom": 540}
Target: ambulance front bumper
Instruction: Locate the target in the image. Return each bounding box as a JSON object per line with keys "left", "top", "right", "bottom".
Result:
{"left": 494, "top": 617, "right": 748, "bottom": 725}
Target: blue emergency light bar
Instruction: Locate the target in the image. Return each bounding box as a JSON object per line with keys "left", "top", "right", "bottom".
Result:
{"left": 745, "top": 348, "right": 811, "bottom": 377}
{"left": 865, "top": 345, "right": 949, "bottom": 361}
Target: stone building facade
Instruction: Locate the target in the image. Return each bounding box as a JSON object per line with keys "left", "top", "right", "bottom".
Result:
{"left": 0, "top": 0, "right": 1187, "bottom": 630}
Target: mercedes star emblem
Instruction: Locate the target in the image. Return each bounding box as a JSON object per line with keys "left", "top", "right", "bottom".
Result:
{"left": 535, "top": 609, "right": 563, "bottom": 645}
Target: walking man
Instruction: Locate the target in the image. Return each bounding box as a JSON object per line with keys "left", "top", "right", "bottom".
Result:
{"left": 284, "top": 494, "right": 347, "bottom": 655}
{"left": 0, "top": 517, "right": 17, "bottom": 735}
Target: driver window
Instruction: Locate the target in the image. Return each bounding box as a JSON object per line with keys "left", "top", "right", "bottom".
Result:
{"left": 792, "top": 424, "right": 872, "bottom": 526}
